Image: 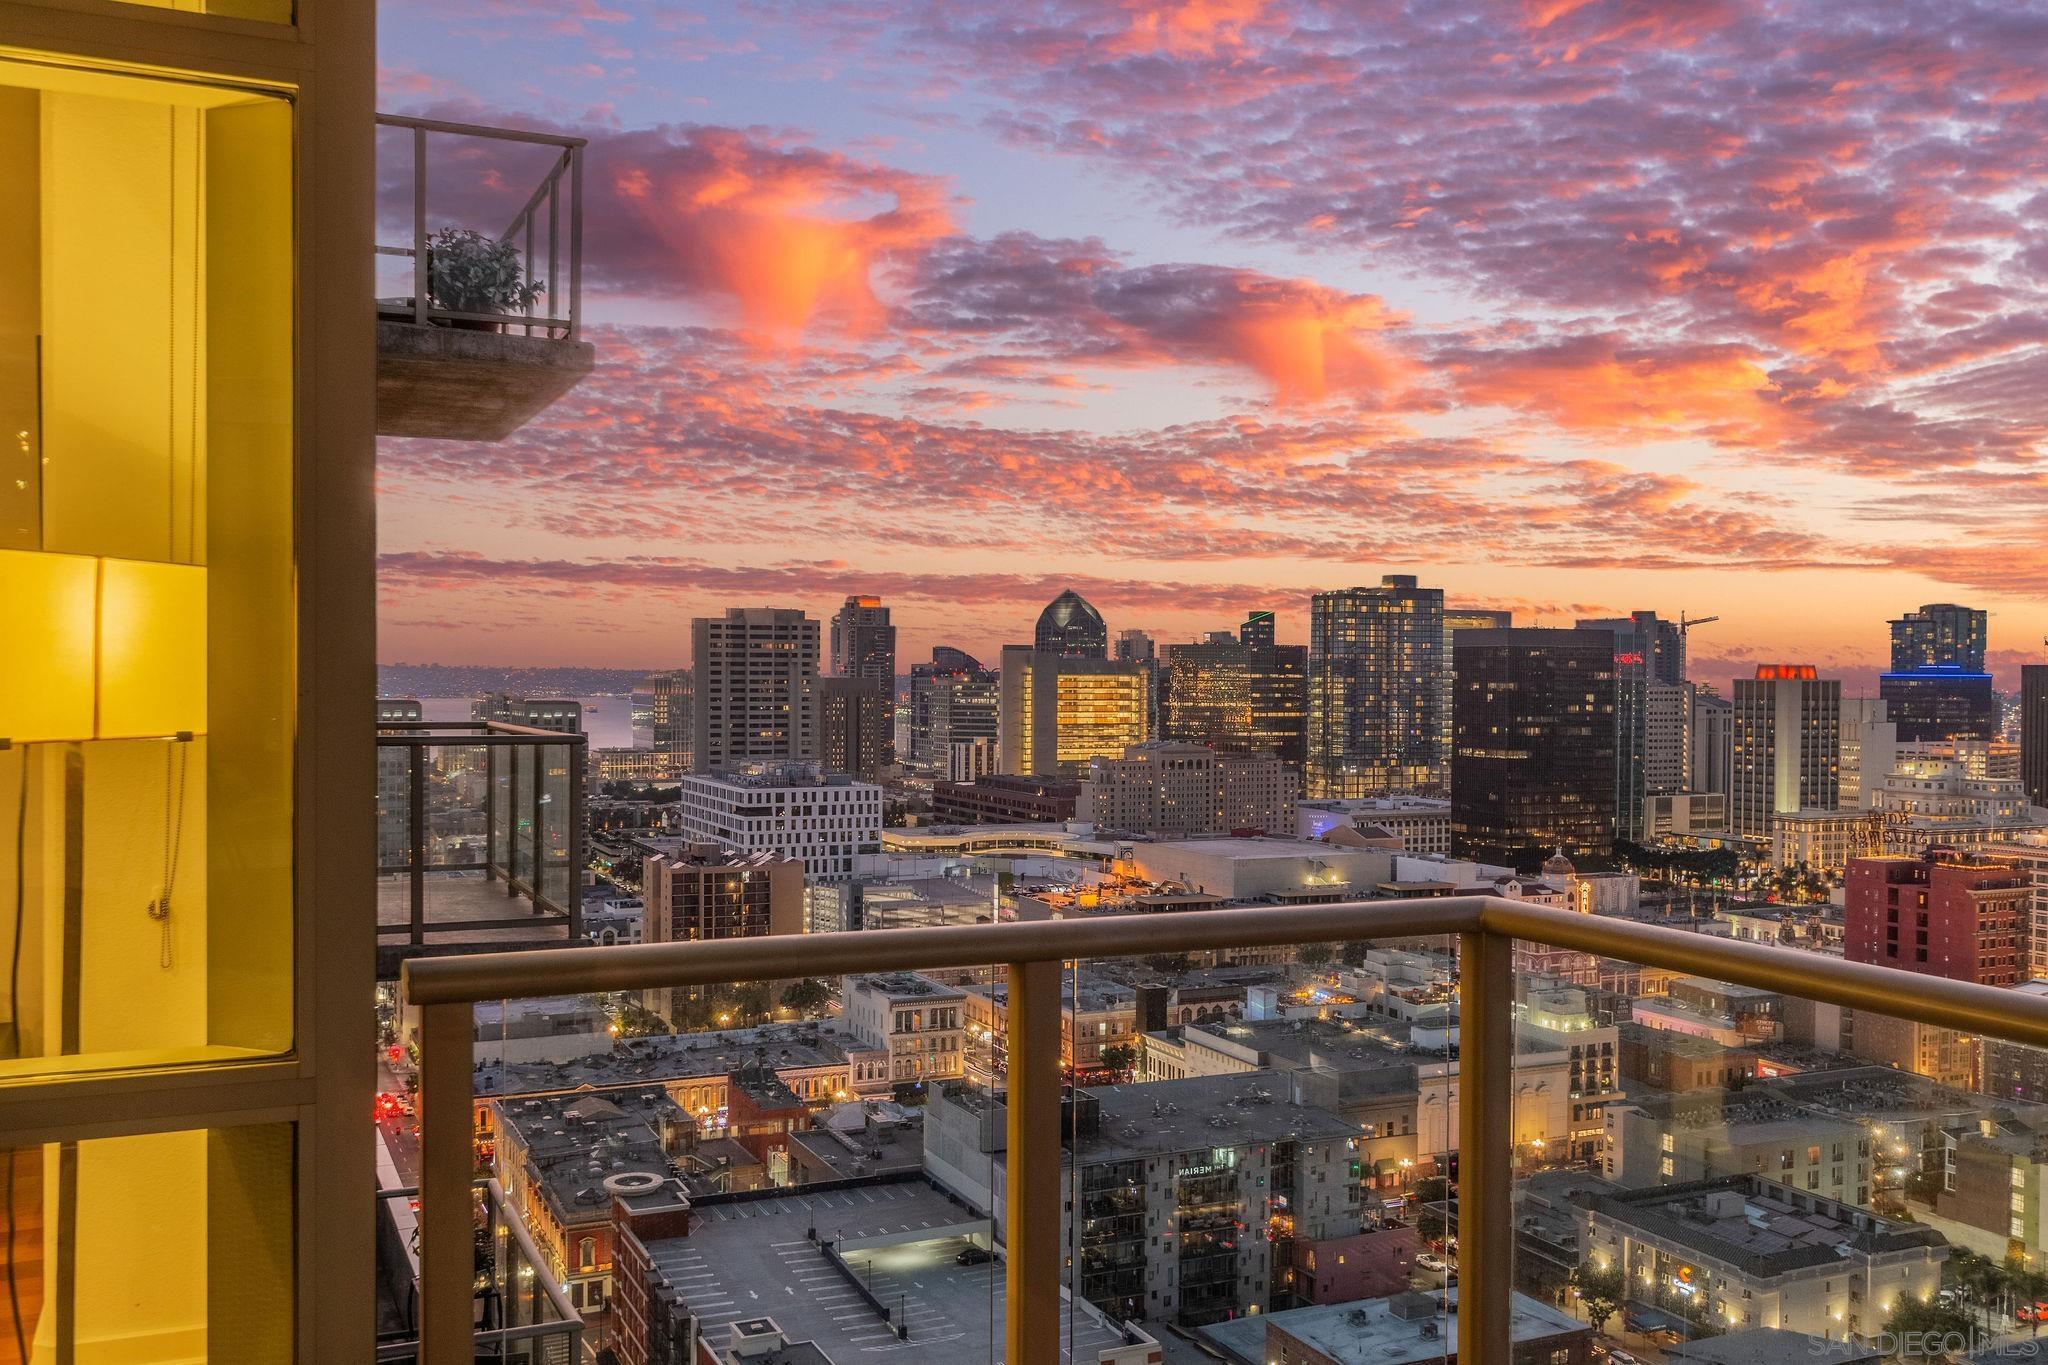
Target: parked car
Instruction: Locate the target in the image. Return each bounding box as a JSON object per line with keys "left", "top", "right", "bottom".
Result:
{"left": 956, "top": 1246, "right": 995, "bottom": 1265}
{"left": 1415, "top": 1252, "right": 1448, "bottom": 1273}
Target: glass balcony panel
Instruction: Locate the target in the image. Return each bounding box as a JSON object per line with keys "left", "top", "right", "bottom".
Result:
{"left": 0, "top": 57, "right": 295, "bottom": 1079}
{"left": 1513, "top": 950, "right": 1984, "bottom": 1358}
{"left": 1052, "top": 934, "right": 1456, "bottom": 1364}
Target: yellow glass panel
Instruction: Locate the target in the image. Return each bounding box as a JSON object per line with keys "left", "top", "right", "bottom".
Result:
{"left": 97, "top": 558, "right": 208, "bottom": 739}
{"left": 0, "top": 549, "right": 94, "bottom": 744}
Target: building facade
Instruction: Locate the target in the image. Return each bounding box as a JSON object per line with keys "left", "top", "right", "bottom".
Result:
{"left": 1078, "top": 742, "right": 1297, "bottom": 837}
{"left": 997, "top": 646, "right": 1151, "bottom": 776}
{"left": 672, "top": 763, "right": 882, "bottom": 883}
{"left": 1450, "top": 628, "right": 1618, "bottom": 857}
{"left": 1307, "top": 576, "right": 1447, "bottom": 797}
{"left": 1844, "top": 853, "right": 2029, "bottom": 986}
{"left": 817, "top": 675, "right": 892, "bottom": 780}
{"left": 690, "top": 607, "right": 820, "bottom": 772}
{"left": 1730, "top": 665, "right": 1840, "bottom": 841}
{"left": 908, "top": 648, "right": 999, "bottom": 771}
{"left": 828, "top": 593, "right": 896, "bottom": 688}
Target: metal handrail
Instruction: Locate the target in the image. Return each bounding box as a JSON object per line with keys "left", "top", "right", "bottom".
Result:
{"left": 375, "top": 113, "right": 586, "bottom": 341}
{"left": 402, "top": 895, "right": 2048, "bottom": 1365}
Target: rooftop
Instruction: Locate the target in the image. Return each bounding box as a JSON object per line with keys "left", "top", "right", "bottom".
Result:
{"left": 492, "top": 1090, "right": 681, "bottom": 1225}
{"left": 1665, "top": 1328, "right": 1879, "bottom": 1365}
{"left": 1199, "top": 1288, "right": 1581, "bottom": 1365}
{"left": 1071, "top": 1071, "right": 1358, "bottom": 1163}
{"left": 1574, "top": 1174, "right": 1945, "bottom": 1278}
{"left": 476, "top": 1021, "right": 865, "bottom": 1098}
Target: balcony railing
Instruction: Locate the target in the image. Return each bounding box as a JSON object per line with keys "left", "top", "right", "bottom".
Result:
{"left": 400, "top": 895, "right": 2048, "bottom": 1363}
{"left": 376, "top": 114, "right": 584, "bottom": 341}
{"left": 376, "top": 1179, "right": 585, "bottom": 1363}
{"left": 376, "top": 721, "right": 585, "bottom": 975}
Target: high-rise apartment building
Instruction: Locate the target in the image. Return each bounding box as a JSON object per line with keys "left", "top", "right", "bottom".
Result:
{"left": 1450, "top": 628, "right": 1617, "bottom": 856}
{"left": 908, "top": 648, "right": 1001, "bottom": 771}
{"left": 829, "top": 594, "right": 897, "bottom": 687}
{"left": 1307, "top": 575, "right": 1446, "bottom": 797}
{"left": 1891, "top": 602, "right": 1988, "bottom": 673}
{"left": 1114, "top": 629, "right": 1155, "bottom": 663}
{"left": 1575, "top": 612, "right": 1684, "bottom": 843}
{"left": 818, "top": 675, "right": 893, "bottom": 780}
{"left": 998, "top": 647, "right": 1150, "bottom": 776}
{"left": 1845, "top": 853, "right": 2029, "bottom": 986}
{"left": 1035, "top": 588, "right": 1109, "bottom": 658}
{"left": 2025, "top": 666, "right": 2048, "bottom": 809}
{"left": 1692, "top": 690, "right": 1733, "bottom": 798}
{"left": 1077, "top": 741, "right": 1296, "bottom": 837}
{"left": 648, "top": 668, "right": 693, "bottom": 774}
{"left": 690, "top": 607, "right": 820, "bottom": 771}
{"left": 1730, "top": 665, "right": 1841, "bottom": 840}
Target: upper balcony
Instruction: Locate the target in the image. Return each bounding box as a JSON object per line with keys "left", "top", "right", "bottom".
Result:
{"left": 376, "top": 719, "right": 586, "bottom": 979}
{"left": 376, "top": 115, "right": 597, "bottom": 442}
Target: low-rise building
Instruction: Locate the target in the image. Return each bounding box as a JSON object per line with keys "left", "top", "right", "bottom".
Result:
{"left": 931, "top": 773, "right": 1080, "bottom": 824}
{"left": 1128, "top": 838, "right": 1393, "bottom": 901}
{"left": 1618, "top": 1021, "right": 1757, "bottom": 1093}
{"left": 840, "top": 972, "right": 966, "bottom": 1094}
{"left": 1296, "top": 797, "right": 1453, "bottom": 855}
{"left": 1574, "top": 1175, "right": 1947, "bottom": 1339}
{"left": 1199, "top": 1287, "right": 1590, "bottom": 1365}
{"left": 1603, "top": 1091, "right": 1870, "bottom": 1203}
{"left": 1770, "top": 809, "right": 1882, "bottom": 873}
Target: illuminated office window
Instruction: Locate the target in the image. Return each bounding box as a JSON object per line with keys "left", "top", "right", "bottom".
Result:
{"left": 0, "top": 58, "right": 294, "bottom": 1077}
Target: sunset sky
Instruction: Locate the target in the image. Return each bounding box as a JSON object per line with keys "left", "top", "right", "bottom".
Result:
{"left": 374, "top": 0, "right": 2048, "bottom": 695}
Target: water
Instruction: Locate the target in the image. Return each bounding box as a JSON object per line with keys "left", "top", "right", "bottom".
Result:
{"left": 417, "top": 697, "right": 638, "bottom": 750}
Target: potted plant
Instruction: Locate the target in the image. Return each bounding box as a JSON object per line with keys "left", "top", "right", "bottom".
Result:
{"left": 425, "top": 228, "right": 544, "bottom": 329}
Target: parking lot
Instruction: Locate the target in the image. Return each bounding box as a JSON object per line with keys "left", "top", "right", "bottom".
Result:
{"left": 648, "top": 1180, "right": 1127, "bottom": 1361}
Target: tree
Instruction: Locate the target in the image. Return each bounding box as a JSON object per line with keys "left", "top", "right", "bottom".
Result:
{"left": 1099, "top": 1043, "right": 1136, "bottom": 1077}
{"left": 780, "top": 978, "right": 831, "bottom": 1014}
{"left": 1297, "top": 944, "right": 1334, "bottom": 968}
{"left": 1143, "top": 953, "right": 1193, "bottom": 975}
{"left": 1570, "top": 1262, "right": 1626, "bottom": 1335}
{"left": 1339, "top": 941, "right": 1375, "bottom": 968}
{"left": 1884, "top": 1298, "right": 1974, "bottom": 1362}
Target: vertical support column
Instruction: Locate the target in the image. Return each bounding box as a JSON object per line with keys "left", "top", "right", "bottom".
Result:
{"left": 1457, "top": 929, "right": 1513, "bottom": 1365}
{"left": 411, "top": 126, "right": 427, "bottom": 325}
{"left": 408, "top": 744, "right": 425, "bottom": 947}
{"left": 568, "top": 146, "right": 583, "bottom": 341}
{"left": 1006, "top": 958, "right": 1062, "bottom": 1365}
{"left": 417, "top": 998, "right": 474, "bottom": 1365}
{"left": 567, "top": 741, "right": 585, "bottom": 940}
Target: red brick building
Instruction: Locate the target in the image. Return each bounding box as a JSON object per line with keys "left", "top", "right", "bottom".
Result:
{"left": 1845, "top": 852, "right": 2029, "bottom": 985}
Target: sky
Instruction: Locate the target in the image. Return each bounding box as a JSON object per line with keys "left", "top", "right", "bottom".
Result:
{"left": 373, "top": 0, "right": 2048, "bottom": 695}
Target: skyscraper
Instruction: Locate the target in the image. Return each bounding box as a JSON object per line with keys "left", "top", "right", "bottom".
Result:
{"left": 1035, "top": 588, "right": 1109, "bottom": 658}
{"left": 1879, "top": 664, "right": 1996, "bottom": 743}
{"left": 1450, "top": 628, "right": 1617, "bottom": 857}
{"left": 818, "top": 675, "right": 893, "bottom": 780}
{"left": 1242, "top": 612, "right": 1308, "bottom": 771}
{"left": 909, "top": 647, "right": 1000, "bottom": 771}
{"left": 1838, "top": 696, "right": 1898, "bottom": 810}
{"left": 648, "top": 668, "right": 692, "bottom": 774}
{"left": 1576, "top": 611, "right": 1684, "bottom": 842}
{"left": 998, "top": 646, "right": 1149, "bottom": 776}
{"left": 1691, "top": 689, "right": 1733, "bottom": 799}
{"left": 1307, "top": 575, "right": 1446, "bottom": 797}
{"left": 830, "top": 594, "right": 897, "bottom": 687}
{"left": 1730, "top": 665, "right": 1841, "bottom": 840}
{"left": 1890, "top": 602, "right": 1988, "bottom": 673}
{"left": 2024, "top": 666, "right": 2048, "bottom": 809}
{"left": 690, "top": 607, "right": 820, "bottom": 771}
{"left": 1161, "top": 633, "right": 1252, "bottom": 750}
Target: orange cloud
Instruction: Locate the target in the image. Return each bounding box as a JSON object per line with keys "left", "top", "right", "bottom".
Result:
{"left": 1105, "top": 0, "right": 1267, "bottom": 56}
{"left": 1453, "top": 335, "right": 1791, "bottom": 443}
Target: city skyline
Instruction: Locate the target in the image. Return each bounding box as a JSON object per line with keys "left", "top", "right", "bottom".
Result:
{"left": 375, "top": 0, "right": 2048, "bottom": 690}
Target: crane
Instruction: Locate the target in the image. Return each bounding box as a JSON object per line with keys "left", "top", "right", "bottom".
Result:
{"left": 1679, "top": 612, "right": 1720, "bottom": 636}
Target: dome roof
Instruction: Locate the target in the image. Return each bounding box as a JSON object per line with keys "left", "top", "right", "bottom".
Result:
{"left": 1541, "top": 848, "right": 1576, "bottom": 878}
{"left": 1035, "top": 589, "right": 1108, "bottom": 658}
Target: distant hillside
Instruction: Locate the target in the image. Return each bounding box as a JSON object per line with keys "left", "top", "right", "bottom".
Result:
{"left": 377, "top": 663, "right": 652, "bottom": 698}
